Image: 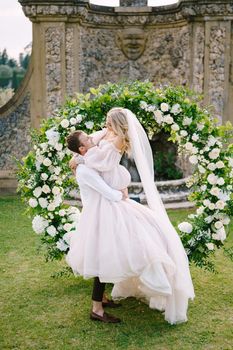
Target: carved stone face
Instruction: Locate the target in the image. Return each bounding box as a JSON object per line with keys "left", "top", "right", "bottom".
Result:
{"left": 116, "top": 28, "right": 148, "bottom": 60}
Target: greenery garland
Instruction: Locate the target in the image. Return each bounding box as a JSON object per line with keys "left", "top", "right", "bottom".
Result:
{"left": 17, "top": 81, "right": 233, "bottom": 270}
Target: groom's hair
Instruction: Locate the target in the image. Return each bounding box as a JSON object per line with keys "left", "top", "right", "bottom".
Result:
{"left": 66, "top": 131, "right": 84, "bottom": 154}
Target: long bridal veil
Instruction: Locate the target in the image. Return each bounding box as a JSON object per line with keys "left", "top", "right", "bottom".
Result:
{"left": 124, "top": 108, "right": 195, "bottom": 323}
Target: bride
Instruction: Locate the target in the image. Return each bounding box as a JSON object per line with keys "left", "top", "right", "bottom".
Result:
{"left": 66, "top": 107, "right": 195, "bottom": 325}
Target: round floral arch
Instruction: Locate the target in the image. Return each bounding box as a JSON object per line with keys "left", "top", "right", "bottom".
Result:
{"left": 18, "top": 81, "right": 233, "bottom": 270}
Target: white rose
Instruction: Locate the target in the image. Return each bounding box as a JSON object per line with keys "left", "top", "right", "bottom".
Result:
{"left": 63, "top": 232, "right": 73, "bottom": 245}
{"left": 69, "top": 212, "right": 80, "bottom": 223}
{"left": 154, "top": 110, "right": 163, "bottom": 124}
{"left": 171, "top": 123, "right": 180, "bottom": 131}
{"left": 60, "top": 119, "right": 69, "bottom": 128}
{"left": 29, "top": 198, "right": 38, "bottom": 208}
{"left": 191, "top": 147, "right": 198, "bottom": 154}
{"left": 70, "top": 117, "right": 77, "bottom": 125}
{"left": 59, "top": 209, "right": 66, "bottom": 217}
{"left": 196, "top": 206, "right": 204, "bottom": 215}
{"left": 198, "top": 165, "right": 206, "bottom": 174}
{"left": 33, "top": 187, "right": 42, "bottom": 198}
{"left": 201, "top": 185, "right": 207, "bottom": 191}
{"left": 47, "top": 225, "right": 57, "bottom": 237}
{"left": 76, "top": 114, "right": 83, "bottom": 123}
{"left": 41, "top": 173, "right": 49, "bottom": 181}
{"left": 216, "top": 161, "right": 224, "bottom": 169}
{"left": 207, "top": 163, "right": 216, "bottom": 171}
{"left": 217, "top": 177, "right": 225, "bottom": 186}
{"left": 185, "top": 142, "right": 193, "bottom": 151}
{"left": 32, "top": 215, "right": 49, "bottom": 234}
{"left": 192, "top": 133, "right": 199, "bottom": 141}
{"left": 207, "top": 174, "right": 218, "bottom": 185}
{"left": 203, "top": 199, "right": 211, "bottom": 207}
{"left": 160, "top": 103, "right": 169, "bottom": 112}
{"left": 54, "top": 143, "right": 63, "bottom": 151}
{"left": 43, "top": 158, "right": 52, "bottom": 167}
{"left": 183, "top": 117, "right": 192, "bottom": 126}
{"left": 47, "top": 203, "right": 56, "bottom": 211}
{"left": 207, "top": 136, "right": 217, "bottom": 147}
{"left": 197, "top": 123, "right": 204, "bottom": 131}
{"left": 42, "top": 184, "right": 51, "bottom": 194}
{"left": 171, "top": 103, "right": 181, "bottom": 115}
{"left": 46, "top": 128, "right": 60, "bottom": 143}
{"left": 54, "top": 167, "right": 61, "bottom": 175}
{"left": 178, "top": 222, "right": 193, "bottom": 234}
{"left": 140, "top": 101, "right": 147, "bottom": 109}
{"left": 53, "top": 195, "right": 62, "bottom": 207}
{"left": 210, "top": 187, "right": 220, "bottom": 197}
{"left": 205, "top": 216, "right": 214, "bottom": 223}
{"left": 218, "top": 191, "right": 230, "bottom": 202}
{"left": 164, "top": 114, "right": 174, "bottom": 124}
{"left": 64, "top": 223, "right": 73, "bottom": 232}
{"left": 52, "top": 186, "right": 60, "bottom": 195}
{"left": 208, "top": 203, "right": 216, "bottom": 210}
{"left": 221, "top": 215, "right": 230, "bottom": 225}
{"left": 214, "top": 221, "right": 223, "bottom": 229}
{"left": 189, "top": 155, "right": 198, "bottom": 165}
{"left": 56, "top": 239, "right": 69, "bottom": 252}
{"left": 212, "top": 227, "right": 226, "bottom": 242}
{"left": 85, "top": 121, "right": 94, "bottom": 130}
{"left": 215, "top": 200, "right": 226, "bottom": 210}
{"left": 180, "top": 130, "right": 188, "bottom": 137}
{"left": 208, "top": 148, "right": 220, "bottom": 160}
{"left": 206, "top": 243, "right": 214, "bottom": 250}
{"left": 38, "top": 197, "right": 48, "bottom": 209}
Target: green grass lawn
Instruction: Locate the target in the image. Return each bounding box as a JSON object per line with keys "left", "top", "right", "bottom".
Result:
{"left": 0, "top": 196, "right": 233, "bottom": 350}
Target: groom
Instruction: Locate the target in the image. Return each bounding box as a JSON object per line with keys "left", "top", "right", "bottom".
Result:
{"left": 67, "top": 130, "right": 128, "bottom": 324}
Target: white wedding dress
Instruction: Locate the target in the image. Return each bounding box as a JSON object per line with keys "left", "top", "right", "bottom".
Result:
{"left": 66, "top": 127, "right": 195, "bottom": 325}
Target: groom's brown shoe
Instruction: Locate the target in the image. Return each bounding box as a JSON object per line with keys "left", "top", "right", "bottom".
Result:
{"left": 90, "top": 311, "right": 121, "bottom": 323}
{"left": 102, "top": 299, "right": 122, "bottom": 308}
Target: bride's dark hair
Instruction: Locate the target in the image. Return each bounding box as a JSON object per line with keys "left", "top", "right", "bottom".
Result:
{"left": 107, "top": 107, "right": 131, "bottom": 154}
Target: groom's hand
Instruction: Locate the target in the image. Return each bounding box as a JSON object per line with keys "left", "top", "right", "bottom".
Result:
{"left": 121, "top": 188, "right": 129, "bottom": 200}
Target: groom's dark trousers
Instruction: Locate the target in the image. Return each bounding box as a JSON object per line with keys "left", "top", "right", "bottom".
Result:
{"left": 92, "top": 277, "right": 106, "bottom": 302}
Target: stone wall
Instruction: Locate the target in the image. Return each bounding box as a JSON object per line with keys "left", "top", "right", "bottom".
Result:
{"left": 1, "top": 0, "right": 233, "bottom": 191}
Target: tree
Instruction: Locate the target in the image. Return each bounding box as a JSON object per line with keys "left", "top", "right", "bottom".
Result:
{"left": 0, "top": 65, "right": 13, "bottom": 88}
{"left": 0, "top": 49, "right": 9, "bottom": 65}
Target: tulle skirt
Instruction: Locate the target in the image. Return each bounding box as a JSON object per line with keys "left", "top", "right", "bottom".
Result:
{"left": 66, "top": 196, "right": 195, "bottom": 324}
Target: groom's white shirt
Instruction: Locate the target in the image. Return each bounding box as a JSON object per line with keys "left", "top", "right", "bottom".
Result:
{"left": 76, "top": 164, "right": 123, "bottom": 206}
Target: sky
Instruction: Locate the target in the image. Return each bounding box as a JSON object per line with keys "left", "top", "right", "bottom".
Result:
{"left": 0, "top": 0, "right": 179, "bottom": 60}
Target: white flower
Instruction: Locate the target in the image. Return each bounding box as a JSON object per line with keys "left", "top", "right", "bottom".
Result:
{"left": 29, "top": 198, "right": 38, "bottom": 208}
{"left": 207, "top": 136, "right": 217, "bottom": 147}
{"left": 203, "top": 199, "right": 211, "bottom": 207}
{"left": 63, "top": 232, "right": 73, "bottom": 246}
{"left": 210, "top": 187, "right": 220, "bottom": 197}
{"left": 154, "top": 110, "right": 163, "bottom": 124}
{"left": 42, "top": 184, "right": 51, "bottom": 194}
{"left": 38, "top": 197, "right": 48, "bottom": 209}
{"left": 196, "top": 206, "right": 204, "bottom": 215}
{"left": 192, "top": 133, "right": 199, "bottom": 141}
{"left": 164, "top": 114, "right": 174, "bottom": 124}
{"left": 206, "top": 243, "right": 214, "bottom": 250}
{"left": 60, "top": 119, "right": 70, "bottom": 128}
{"left": 70, "top": 126, "right": 75, "bottom": 132}
{"left": 178, "top": 222, "right": 193, "bottom": 234}
{"left": 69, "top": 212, "right": 80, "bottom": 223}
{"left": 43, "top": 158, "right": 52, "bottom": 167}
{"left": 218, "top": 191, "right": 230, "bottom": 202}
{"left": 54, "top": 143, "right": 63, "bottom": 151}
{"left": 70, "top": 117, "right": 77, "bottom": 125}
{"left": 140, "top": 101, "right": 147, "bottom": 109}
{"left": 189, "top": 155, "right": 198, "bottom": 164}
{"left": 198, "top": 165, "right": 206, "bottom": 174}
{"left": 52, "top": 186, "right": 60, "bottom": 195}
{"left": 183, "top": 117, "right": 192, "bottom": 126}
{"left": 208, "top": 203, "right": 216, "bottom": 210}
{"left": 54, "top": 167, "right": 61, "bottom": 175}
{"left": 33, "top": 187, "right": 42, "bottom": 198}
{"left": 197, "top": 123, "right": 204, "bottom": 131}
{"left": 56, "top": 239, "right": 69, "bottom": 252}
{"left": 207, "top": 163, "right": 216, "bottom": 171}
{"left": 46, "top": 128, "right": 60, "bottom": 146}
{"left": 201, "top": 185, "right": 207, "bottom": 191}
{"left": 220, "top": 215, "right": 230, "bottom": 225}
{"left": 85, "top": 121, "right": 94, "bottom": 129}
{"left": 180, "top": 130, "right": 188, "bottom": 137}
{"left": 207, "top": 174, "right": 218, "bottom": 185}
{"left": 215, "top": 200, "right": 226, "bottom": 210}
{"left": 64, "top": 223, "right": 73, "bottom": 232}
{"left": 76, "top": 114, "right": 83, "bottom": 123}
{"left": 171, "top": 123, "right": 180, "bottom": 131}
{"left": 205, "top": 215, "right": 214, "bottom": 223}
{"left": 47, "top": 203, "right": 56, "bottom": 211}
{"left": 32, "top": 215, "right": 49, "bottom": 234}
{"left": 217, "top": 177, "right": 225, "bottom": 186}
{"left": 47, "top": 225, "right": 57, "bottom": 237}
{"left": 59, "top": 209, "right": 66, "bottom": 217}
{"left": 147, "top": 105, "right": 156, "bottom": 112}
{"left": 41, "top": 173, "right": 49, "bottom": 181}
{"left": 53, "top": 195, "right": 62, "bottom": 207}
{"left": 214, "top": 221, "right": 223, "bottom": 229}
{"left": 212, "top": 227, "right": 226, "bottom": 242}
{"left": 208, "top": 148, "right": 220, "bottom": 160}
{"left": 216, "top": 161, "right": 224, "bottom": 169}
{"left": 185, "top": 142, "right": 193, "bottom": 151}
{"left": 171, "top": 103, "right": 181, "bottom": 115}
{"left": 160, "top": 103, "right": 169, "bottom": 112}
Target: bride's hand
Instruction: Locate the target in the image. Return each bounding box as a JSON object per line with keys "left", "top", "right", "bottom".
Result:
{"left": 121, "top": 188, "right": 129, "bottom": 200}
{"left": 69, "top": 157, "right": 78, "bottom": 174}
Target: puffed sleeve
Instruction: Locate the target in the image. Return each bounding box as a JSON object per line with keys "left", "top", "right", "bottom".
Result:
{"left": 90, "top": 128, "right": 108, "bottom": 145}
{"left": 84, "top": 143, "right": 120, "bottom": 172}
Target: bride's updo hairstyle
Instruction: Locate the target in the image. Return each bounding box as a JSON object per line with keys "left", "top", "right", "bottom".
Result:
{"left": 106, "top": 107, "right": 131, "bottom": 154}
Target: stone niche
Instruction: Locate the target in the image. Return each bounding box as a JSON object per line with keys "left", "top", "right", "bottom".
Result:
{"left": 1, "top": 0, "right": 233, "bottom": 190}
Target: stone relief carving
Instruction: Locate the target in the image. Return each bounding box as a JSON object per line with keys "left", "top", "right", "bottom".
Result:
{"left": 116, "top": 27, "right": 148, "bottom": 60}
